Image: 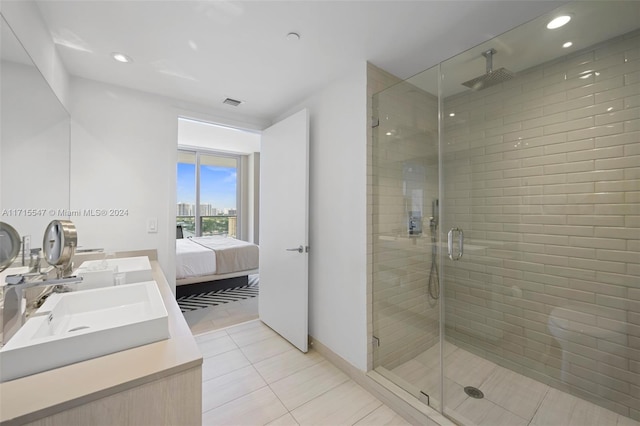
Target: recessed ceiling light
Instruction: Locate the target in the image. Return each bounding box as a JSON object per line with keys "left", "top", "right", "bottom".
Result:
{"left": 563, "top": 41, "right": 573, "bottom": 48}
{"left": 286, "top": 32, "right": 300, "bottom": 41}
{"left": 112, "top": 52, "right": 132, "bottom": 63}
{"left": 547, "top": 15, "right": 571, "bottom": 30}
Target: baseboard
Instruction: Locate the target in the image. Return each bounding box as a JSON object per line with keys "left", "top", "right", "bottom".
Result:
{"left": 309, "top": 337, "right": 456, "bottom": 426}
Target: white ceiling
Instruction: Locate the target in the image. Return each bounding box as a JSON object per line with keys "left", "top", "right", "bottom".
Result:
{"left": 34, "top": 0, "right": 567, "bottom": 125}
{"left": 407, "top": 1, "right": 640, "bottom": 97}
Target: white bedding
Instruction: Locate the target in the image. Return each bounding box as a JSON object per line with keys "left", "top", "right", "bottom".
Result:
{"left": 176, "top": 236, "right": 259, "bottom": 279}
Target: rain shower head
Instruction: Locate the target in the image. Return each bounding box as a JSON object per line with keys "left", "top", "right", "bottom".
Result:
{"left": 462, "top": 48, "right": 514, "bottom": 91}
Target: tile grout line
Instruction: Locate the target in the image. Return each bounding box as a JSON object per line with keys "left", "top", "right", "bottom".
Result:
{"left": 476, "top": 367, "right": 541, "bottom": 424}
{"left": 349, "top": 400, "right": 385, "bottom": 426}
{"left": 254, "top": 349, "right": 325, "bottom": 386}
{"left": 527, "top": 386, "right": 551, "bottom": 426}
{"left": 201, "top": 381, "right": 272, "bottom": 416}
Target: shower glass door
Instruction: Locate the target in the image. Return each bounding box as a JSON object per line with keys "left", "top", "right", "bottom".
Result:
{"left": 372, "top": 2, "right": 639, "bottom": 425}
{"left": 371, "top": 65, "right": 442, "bottom": 410}
{"left": 439, "top": 3, "right": 640, "bottom": 424}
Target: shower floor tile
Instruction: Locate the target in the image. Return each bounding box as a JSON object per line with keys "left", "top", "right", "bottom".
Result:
{"left": 389, "top": 341, "right": 640, "bottom": 426}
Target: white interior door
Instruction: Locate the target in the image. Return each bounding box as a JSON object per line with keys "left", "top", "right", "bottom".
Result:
{"left": 259, "top": 108, "right": 309, "bottom": 352}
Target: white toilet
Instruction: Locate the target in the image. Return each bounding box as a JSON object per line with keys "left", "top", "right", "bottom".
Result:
{"left": 547, "top": 307, "right": 622, "bottom": 383}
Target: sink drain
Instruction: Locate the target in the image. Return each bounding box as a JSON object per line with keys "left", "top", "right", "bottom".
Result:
{"left": 464, "top": 386, "right": 484, "bottom": 399}
{"left": 68, "top": 326, "right": 90, "bottom": 332}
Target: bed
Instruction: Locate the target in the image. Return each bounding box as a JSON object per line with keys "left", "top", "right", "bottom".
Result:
{"left": 176, "top": 235, "right": 259, "bottom": 296}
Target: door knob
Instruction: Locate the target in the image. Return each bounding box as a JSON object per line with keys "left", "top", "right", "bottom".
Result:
{"left": 286, "top": 245, "right": 304, "bottom": 253}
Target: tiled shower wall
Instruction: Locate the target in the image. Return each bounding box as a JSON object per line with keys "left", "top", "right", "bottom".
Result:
{"left": 442, "top": 30, "right": 639, "bottom": 419}
{"left": 370, "top": 76, "right": 440, "bottom": 371}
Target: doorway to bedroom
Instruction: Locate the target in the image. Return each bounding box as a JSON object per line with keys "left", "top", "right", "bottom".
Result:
{"left": 175, "top": 117, "right": 261, "bottom": 335}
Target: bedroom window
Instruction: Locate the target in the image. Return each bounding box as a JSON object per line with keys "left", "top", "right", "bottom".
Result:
{"left": 177, "top": 149, "right": 240, "bottom": 238}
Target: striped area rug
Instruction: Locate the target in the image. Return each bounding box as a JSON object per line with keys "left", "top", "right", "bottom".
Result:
{"left": 177, "top": 276, "right": 259, "bottom": 313}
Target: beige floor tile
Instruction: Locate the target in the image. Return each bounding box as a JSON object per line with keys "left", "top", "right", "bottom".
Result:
{"left": 413, "top": 340, "right": 457, "bottom": 368}
{"left": 240, "top": 334, "right": 296, "bottom": 364}
{"left": 444, "top": 348, "right": 498, "bottom": 388}
{"left": 480, "top": 365, "right": 549, "bottom": 421}
{"left": 290, "top": 380, "right": 382, "bottom": 426}
{"left": 353, "top": 404, "right": 411, "bottom": 425}
{"left": 198, "top": 334, "right": 239, "bottom": 359}
{"left": 202, "top": 365, "right": 267, "bottom": 412}
{"left": 530, "top": 388, "right": 579, "bottom": 426}
{"left": 392, "top": 359, "right": 439, "bottom": 394}
{"left": 228, "top": 322, "right": 279, "bottom": 347}
{"left": 189, "top": 318, "right": 217, "bottom": 335}
{"left": 266, "top": 413, "right": 300, "bottom": 426}
{"left": 195, "top": 329, "right": 228, "bottom": 343}
{"left": 392, "top": 359, "right": 429, "bottom": 381}
{"left": 226, "top": 302, "right": 259, "bottom": 316}
{"left": 202, "top": 386, "right": 287, "bottom": 426}
{"left": 569, "top": 397, "right": 620, "bottom": 426}
{"left": 213, "top": 313, "right": 259, "bottom": 329}
{"left": 185, "top": 304, "right": 232, "bottom": 322}
{"left": 225, "top": 318, "right": 265, "bottom": 333}
{"left": 253, "top": 348, "right": 325, "bottom": 384}
{"left": 202, "top": 348, "right": 252, "bottom": 381}
{"left": 443, "top": 378, "right": 468, "bottom": 411}
{"left": 454, "top": 396, "right": 529, "bottom": 426}
{"left": 531, "top": 387, "right": 624, "bottom": 426}
{"left": 618, "top": 414, "right": 640, "bottom": 426}
{"left": 270, "top": 360, "right": 350, "bottom": 410}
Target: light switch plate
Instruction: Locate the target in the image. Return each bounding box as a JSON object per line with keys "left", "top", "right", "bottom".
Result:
{"left": 147, "top": 217, "right": 158, "bottom": 233}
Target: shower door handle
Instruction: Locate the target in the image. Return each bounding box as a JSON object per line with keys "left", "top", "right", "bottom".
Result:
{"left": 447, "top": 228, "right": 464, "bottom": 261}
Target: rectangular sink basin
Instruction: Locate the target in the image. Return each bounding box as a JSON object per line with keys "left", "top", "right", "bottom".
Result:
{"left": 0, "top": 281, "right": 168, "bottom": 382}
{"left": 75, "top": 256, "right": 153, "bottom": 286}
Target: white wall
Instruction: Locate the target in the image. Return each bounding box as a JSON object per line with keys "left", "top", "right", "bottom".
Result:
{"left": 69, "top": 77, "right": 177, "bottom": 285}
{"left": 0, "top": 0, "right": 69, "bottom": 108}
{"left": 276, "top": 63, "right": 369, "bottom": 370}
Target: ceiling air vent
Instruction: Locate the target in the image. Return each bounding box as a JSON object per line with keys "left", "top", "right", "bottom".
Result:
{"left": 223, "top": 97, "right": 242, "bottom": 107}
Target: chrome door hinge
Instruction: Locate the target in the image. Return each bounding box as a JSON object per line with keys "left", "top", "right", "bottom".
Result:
{"left": 371, "top": 117, "right": 380, "bottom": 128}
{"left": 372, "top": 335, "right": 380, "bottom": 347}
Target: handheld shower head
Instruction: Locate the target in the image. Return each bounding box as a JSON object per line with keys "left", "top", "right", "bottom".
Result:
{"left": 429, "top": 199, "right": 439, "bottom": 234}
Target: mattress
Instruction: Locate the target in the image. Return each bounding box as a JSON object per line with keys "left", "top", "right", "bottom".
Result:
{"left": 176, "top": 236, "right": 259, "bottom": 279}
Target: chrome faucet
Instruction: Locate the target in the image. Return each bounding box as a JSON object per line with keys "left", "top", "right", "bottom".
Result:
{"left": 1, "top": 272, "right": 83, "bottom": 347}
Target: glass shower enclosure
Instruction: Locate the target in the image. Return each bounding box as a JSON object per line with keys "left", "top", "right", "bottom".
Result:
{"left": 371, "top": 2, "right": 640, "bottom": 424}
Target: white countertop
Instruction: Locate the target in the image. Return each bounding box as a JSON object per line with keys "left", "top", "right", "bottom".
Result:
{"left": 0, "top": 252, "right": 202, "bottom": 425}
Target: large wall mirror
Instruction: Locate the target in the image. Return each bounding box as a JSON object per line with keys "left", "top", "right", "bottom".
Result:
{"left": 0, "top": 15, "right": 70, "bottom": 255}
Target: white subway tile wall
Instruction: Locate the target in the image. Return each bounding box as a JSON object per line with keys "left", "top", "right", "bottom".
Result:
{"left": 441, "top": 30, "right": 640, "bottom": 420}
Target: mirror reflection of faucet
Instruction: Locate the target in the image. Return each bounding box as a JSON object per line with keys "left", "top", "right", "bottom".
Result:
{"left": 1, "top": 220, "right": 83, "bottom": 347}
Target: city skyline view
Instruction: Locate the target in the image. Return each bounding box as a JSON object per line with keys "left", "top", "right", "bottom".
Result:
{"left": 176, "top": 162, "right": 237, "bottom": 212}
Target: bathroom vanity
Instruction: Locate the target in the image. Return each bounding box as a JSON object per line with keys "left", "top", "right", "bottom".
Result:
{"left": 0, "top": 250, "right": 202, "bottom": 426}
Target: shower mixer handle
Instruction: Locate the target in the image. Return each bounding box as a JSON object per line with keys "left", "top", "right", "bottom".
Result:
{"left": 447, "top": 228, "right": 464, "bottom": 261}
